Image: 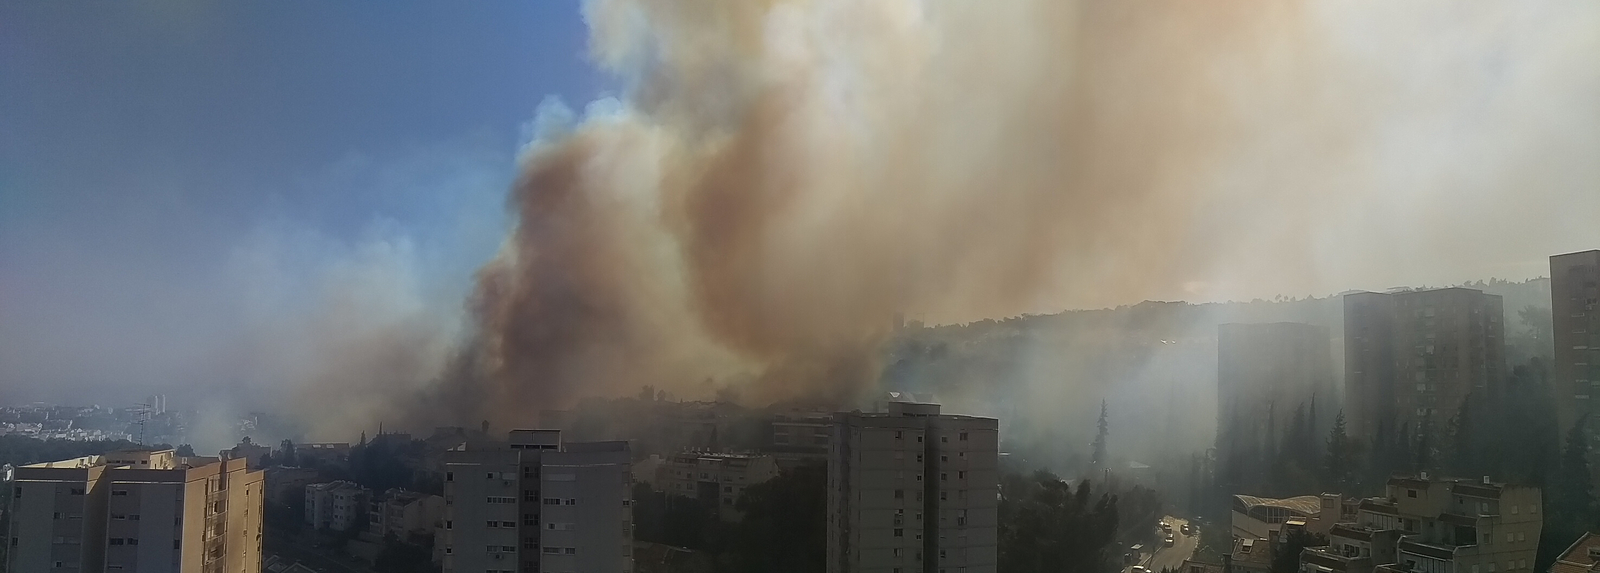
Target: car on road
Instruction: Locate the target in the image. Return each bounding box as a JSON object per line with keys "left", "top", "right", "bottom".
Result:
{"left": 1133, "top": 566, "right": 1150, "bottom": 573}
{"left": 1160, "top": 521, "right": 1171, "bottom": 533}
{"left": 1165, "top": 535, "right": 1176, "bottom": 546}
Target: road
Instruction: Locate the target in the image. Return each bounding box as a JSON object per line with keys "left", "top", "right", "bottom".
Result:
{"left": 1130, "top": 516, "right": 1200, "bottom": 573}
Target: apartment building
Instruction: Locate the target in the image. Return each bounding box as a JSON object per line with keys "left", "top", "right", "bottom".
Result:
{"left": 1217, "top": 323, "right": 1336, "bottom": 470}
{"left": 1551, "top": 250, "right": 1600, "bottom": 441}
{"left": 1301, "top": 474, "right": 1540, "bottom": 573}
{"left": 767, "top": 412, "right": 833, "bottom": 469}
{"left": 304, "top": 481, "right": 370, "bottom": 532}
{"left": 827, "top": 401, "right": 999, "bottom": 573}
{"left": 368, "top": 488, "right": 445, "bottom": 539}
{"left": 440, "top": 429, "right": 632, "bottom": 573}
{"left": 657, "top": 451, "right": 779, "bottom": 522}
{"left": 1345, "top": 288, "right": 1505, "bottom": 441}
{"left": 4, "top": 448, "right": 264, "bottom": 573}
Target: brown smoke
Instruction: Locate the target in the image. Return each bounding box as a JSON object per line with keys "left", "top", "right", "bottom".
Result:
{"left": 413, "top": 0, "right": 1600, "bottom": 426}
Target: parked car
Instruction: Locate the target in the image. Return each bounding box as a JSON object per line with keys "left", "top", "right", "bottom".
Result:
{"left": 1182, "top": 524, "right": 1193, "bottom": 535}
{"left": 1165, "top": 535, "right": 1176, "bottom": 546}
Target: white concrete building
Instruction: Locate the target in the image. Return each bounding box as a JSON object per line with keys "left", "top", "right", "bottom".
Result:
{"left": 305, "top": 481, "right": 370, "bottom": 532}
{"left": 440, "top": 429, "right": 632, "bottom": 573}
{"left": 827, "top": 401, "right": 999, "bottom": 573}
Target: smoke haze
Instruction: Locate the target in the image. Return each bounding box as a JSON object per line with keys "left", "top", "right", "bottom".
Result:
{"left": 409, "top": 0, "right": 1600, "bottom": 426}
{"left": 3, "top": 1, "right": 1597, "bottom": 443}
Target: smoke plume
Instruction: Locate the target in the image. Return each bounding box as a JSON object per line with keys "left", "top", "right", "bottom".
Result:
{"left": 411, "top": 0, "right": 1600, "bottom": 426}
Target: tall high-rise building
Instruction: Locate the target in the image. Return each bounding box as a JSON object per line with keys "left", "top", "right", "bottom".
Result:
{"left": 4, "top": 448, "right": 264, "bottom": 573}
{"left": 440, "top": 430, "right": 632, "bottom": 573}
{"left": 1344, "top": 288, "right": 1505, "bottom": 441}
{"left": 1216, "top": 322, "right": 1336, "bottom": 470}
{"left": 1551, "top": 249, "right": 1600, "bottom": 440}
{"left": 827, "top": 401, "right": 999, "bottom": 573}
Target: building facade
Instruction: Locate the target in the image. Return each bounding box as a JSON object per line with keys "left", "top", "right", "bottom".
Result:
{"left": 304, "top": 481, "right": 370, "bottom": 532}
{"left": 1552, "top": 250, "right": 1600, "bottom": 442}
{"left": 368, "top": 488, "right": 445, "bottom": 540}
{"left": 1344, "top": 288, "right": 1505, "bottom": 441}
{"left": 656, "top": 452, "right": 779, "bottom": 522}
{"left": 1217, "top": 322, "right": 1336, "bottom": 472}
{"left": 4, "top": 448, "right": 264, "bottom": 573}
{"left": 827, "top": 401, "right": 999, "bottom": 573}
{"left": 439, "top": 429, "right": 632, "bottom": 573}
{"left": 1301, "top": 475, "right": 1541, "bottom": 573}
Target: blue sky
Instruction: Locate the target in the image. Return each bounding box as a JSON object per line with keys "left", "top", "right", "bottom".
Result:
{"left": 0, "top": 2, "right": 606, "bottom": 403}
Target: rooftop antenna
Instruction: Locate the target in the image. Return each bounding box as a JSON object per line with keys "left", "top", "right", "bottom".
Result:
{"left": 133, "top": 402, "right": 153, "bottom": 445}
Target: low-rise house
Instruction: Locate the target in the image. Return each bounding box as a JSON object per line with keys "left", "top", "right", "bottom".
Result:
{"left": 1550, "top": 533, "right": 1600, "bottom": 573}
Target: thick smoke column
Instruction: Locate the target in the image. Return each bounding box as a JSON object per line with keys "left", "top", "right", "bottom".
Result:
{"left": 416, "top": 0, "right": 1600, "bottom": 426}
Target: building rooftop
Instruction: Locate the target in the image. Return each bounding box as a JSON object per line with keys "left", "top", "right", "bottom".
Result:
{"left": 1234, "top": 494, "right": 1323, "bottom": 516}
{"left": 1551, "top": 533, "right": 1600, "bottom": 573}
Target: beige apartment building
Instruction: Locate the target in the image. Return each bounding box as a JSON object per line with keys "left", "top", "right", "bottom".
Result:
{"left": 440, "top": 429, "right": 632, "bottom": 573}
{"left": 657, "top": 451, "right": 779, "bottom": 522}
{"left": 1301, "top": 474, "right": 1540, "bottom": 573}
{"left": 827, "top": 401, "right": 999, "bottom": 573}
{"left": 1551, "top": 250, "right": 1600, "bottom": 442}
{"left": 4, "top": 448, "right": 264, "bottom": 573}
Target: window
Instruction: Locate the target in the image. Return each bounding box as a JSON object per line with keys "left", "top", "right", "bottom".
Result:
{"left": 940, "top": 491, "right": 947, "bottom": 501}
{"left": 487, "top": 521, "right": 499, "bottom": 528}
{"left": 564, "top": 498, "right": 576, "bottom": 505}
{"left": 445, "top": 471, "right": 453, "bottom": 482}
{"left": 524, "top": 491, "right": 538, "bottom": 502}
{"left": 1407, "top": 490, "right": 1417, "bottom": 498}
{"left": 1505, "top": 533, "right": 1513, "bottom": 543}
{"left": 941, "top": 456, "right": 948, "bottom": 462}
{"left": 941, "top": 473, "right": 947, "bottom": 481}
{"left": 486, "top": 472, "right": 495, "bottom": 479}
{"left": 544, "top": 498, "right": 562, "bottom": 505}
{"left": 894, "top": 528, "right": 904, "bottom": 537}
{"left": 524, "top": 539, "right": 537, "bottom": 549}
{"left": 127, "top": 538, "right": 138, "bottom": 546}
{"left": 445, "top": 520, "right": 453, "bottom": 529}
{"left": 916, "top": 436, "right": 922, "bottom": 443}
{"left": 110, "top": 538, "right": 126, "bottom": 546}
{"left": 543, "top": 547, "right": 561, "bottom": 554}
{"left": 112, "top": 514, "right": 126, "bottom": 520}
{"left": 564, "top": 547, "right": 576, "bottom": 555}
{"left": 1517, "top": 533, "right": 1525, "bottom": 542}
{"left": 445, "top": 546, "right": 453, "bottom": 555}
{"left": 960, "top": 432, "right": 969, "bottom": 441}
{"left": 894, "top": 548, "right": 904, "bottom": 557}
{"left": 524, "top": 514, "right": 537, "bottom": 526}
{"left": 958, "top": 471, "right": 966, "bottom": 479}
{"left": 112, "top": 489, "right": 129, "bottom": 496}
{"left": 70, "top": 488, "right": 84, "bottom": 495}
{"left": 503, "top": 545, "right": 516, "bottom": 552}
{"left": 896, "top": 431, "right": 904, "bottom": 439}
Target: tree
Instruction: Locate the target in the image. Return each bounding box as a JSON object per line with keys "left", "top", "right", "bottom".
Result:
{"left": 279, "top": 439, "right": 297, "bottom": 466}
{"left": 720, "top": 463, "right": 826, "bottom": 573}
{"left": 174, "top": 444, "right": 196, "bottom": 457}
{"left": 1540, "top": 415, "right": 1596, "bottom": 572}
{"left": 1092, "top": 400, "right": 1109, "bottom": 467}
{"left": 997, "top": 472, "right": 1121, "bottom": 573}
{"left": 1325, "top": 411, "right": 1358, "bottom": 490}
